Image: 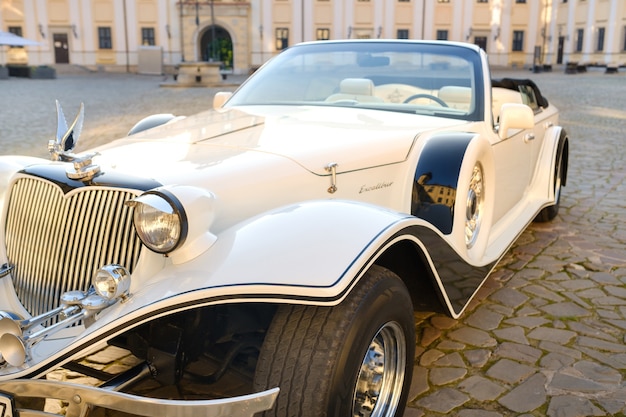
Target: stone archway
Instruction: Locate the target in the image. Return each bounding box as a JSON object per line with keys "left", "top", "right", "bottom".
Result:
{"left": 199, "top": 25, "right": 233, "bottom": 70}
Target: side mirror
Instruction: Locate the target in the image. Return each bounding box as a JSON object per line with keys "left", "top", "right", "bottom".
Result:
{"left": 213, "top": 92, "right": 233, "bottom": 109}
{"left": 498, "top": 103, "right": 534, "bottom": 140}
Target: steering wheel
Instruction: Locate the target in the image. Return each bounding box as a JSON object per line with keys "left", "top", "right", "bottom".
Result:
{"left": 403, "top": 93, "right": 449, "bottom": 107}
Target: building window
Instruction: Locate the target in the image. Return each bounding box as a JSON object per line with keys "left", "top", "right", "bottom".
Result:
{"left": 437, "top": 0, "right": 450, "bottom": 2}
{"left": 275, "top": 28, "right": 289, "bottom": 50}
{"left": 316, "top": 28, "right": 330, "bottom": 40}
{"left": 512, "top": 30, "right": 524, "bottom": 51}
{"left": 436, "top": 30, "right": 448, "bottom": 40}
{"left": 477, "top": 0, "right": 488, "bottom": 3}
{"left": 398, "top": 0, "right": 410, "bottom": 2}
{"left": 596, "top": 27, "right": 605, "bottom": 52}
{"left": 475, "top": 36, "right": 487, "bottom": 51}
{"left": 397, "top": 29, "right": 409, "bottom": 39}
{"left": 98, "top": 27, "right": 112, "bottom": 49}
{"left": 623, "top": 26, "right": 626, "bottom": 51}
{"left": 576, "top": 28, "right": 584, "bottom": 52}
{"left": 516, "top": 0, "right": 526, "bottom": 3}
{"left": 8, "top": 26, "right": 22, "bottom": 37}
{"left": 141, "top": 27, "right": 155, "bottom": 46}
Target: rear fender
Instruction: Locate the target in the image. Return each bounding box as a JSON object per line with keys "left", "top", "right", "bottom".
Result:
{"left": 531, "top": 126, "right": 568, "bottom": 202}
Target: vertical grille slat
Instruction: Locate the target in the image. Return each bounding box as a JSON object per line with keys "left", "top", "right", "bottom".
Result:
{"left": 5, "top": 177, "right": 143, "bottom": 323}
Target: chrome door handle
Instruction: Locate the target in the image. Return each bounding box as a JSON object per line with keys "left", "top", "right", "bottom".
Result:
{"left": 524, "top": 133, "right": 535, "bottom": 143}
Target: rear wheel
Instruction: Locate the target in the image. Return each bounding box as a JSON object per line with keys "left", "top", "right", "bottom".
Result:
{"left": 535, "top": 145, "right": 566, "bottom": 222}
{"left": 254, "top": 265, "right": 415, "bottom": 417}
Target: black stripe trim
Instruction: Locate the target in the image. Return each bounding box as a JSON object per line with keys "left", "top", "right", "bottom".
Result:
{"left": 24, "top": 220, "right": 497, "bottom": 377}
{"left": 20, "top": 165, "right": 162, "bottom": 194}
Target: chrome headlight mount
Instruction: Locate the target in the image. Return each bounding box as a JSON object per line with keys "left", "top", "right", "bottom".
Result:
{"left": 0, "top": 265, "right": 132, "bottom": 367}
{"left": 128, "top": 186, "right": 217, "bottom": 264}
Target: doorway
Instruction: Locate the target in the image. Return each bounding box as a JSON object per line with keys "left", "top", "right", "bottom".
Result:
{"left": 557, "top": 36, "right": 564, "bottom": 64}
{"left": 53, "top": 33, "right": 69, "bottom": 64}
{"left": 200, "top": 26, "right": 233, "bottom": 69}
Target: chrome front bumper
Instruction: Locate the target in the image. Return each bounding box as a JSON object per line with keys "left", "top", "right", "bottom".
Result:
{"left": 0, "top": 380, "right": 278, "bottom": 417}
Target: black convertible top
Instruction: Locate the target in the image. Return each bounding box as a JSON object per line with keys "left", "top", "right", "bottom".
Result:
{"left": 492, "top": 78, "right": 549, "bottom": 108}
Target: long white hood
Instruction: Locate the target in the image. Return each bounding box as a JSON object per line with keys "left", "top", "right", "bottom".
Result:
{"left": 93, "top": 105, "right": 465, "bottom": 180}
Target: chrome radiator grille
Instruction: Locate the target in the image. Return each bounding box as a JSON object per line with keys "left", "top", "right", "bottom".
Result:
{"left": 4, "top": 176, "right": 143, "bottom": 320}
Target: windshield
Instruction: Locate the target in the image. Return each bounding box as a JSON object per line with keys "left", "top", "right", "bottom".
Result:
{"left": 227, "top": 41, "right": 484, "bottom": 121}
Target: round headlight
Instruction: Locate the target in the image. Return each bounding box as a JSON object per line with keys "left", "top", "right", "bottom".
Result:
{"left": 129, "top": 191, "right": 188, "bottom": 254}
{"left": 94, "top": 264, "right": 131, "bottom": 300}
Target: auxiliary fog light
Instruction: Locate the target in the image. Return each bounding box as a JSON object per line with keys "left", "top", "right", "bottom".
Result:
{"left": 94, "top": 264, "right": 131, "bottom": 301}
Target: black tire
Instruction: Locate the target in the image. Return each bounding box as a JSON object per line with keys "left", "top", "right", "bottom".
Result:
{"left": 535, "top": 143, "right": 566, "bottom": 222}
{"left": 254, "top": 265, "right": 415, "bottom": 417}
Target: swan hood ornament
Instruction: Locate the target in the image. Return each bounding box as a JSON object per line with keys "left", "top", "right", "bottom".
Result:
{"left": 48, "top": 100, "right": 100, "bottom": 181}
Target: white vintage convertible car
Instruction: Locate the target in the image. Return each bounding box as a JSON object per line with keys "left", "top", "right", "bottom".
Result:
{"left": 0, "top": 40, "right": 567, "bottom": 417}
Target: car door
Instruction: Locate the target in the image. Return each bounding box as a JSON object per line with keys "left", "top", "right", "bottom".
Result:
{"left": 491, "top": 89, "right": 535, "bottom": 224}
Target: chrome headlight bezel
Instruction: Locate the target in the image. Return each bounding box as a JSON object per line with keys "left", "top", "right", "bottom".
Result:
{"left": 129, "top": 189, "right": 188, "bottom": 254}
{"left": 93, "top": 264, "right": 132, "bottom": 300}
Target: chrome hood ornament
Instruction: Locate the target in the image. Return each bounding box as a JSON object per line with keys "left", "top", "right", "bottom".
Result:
{"left": 48, "top": 100, "right": 101, "bottom": 181}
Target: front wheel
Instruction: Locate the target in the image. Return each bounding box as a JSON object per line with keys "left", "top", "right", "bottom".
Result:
{"left": 254, "top": 265, "right": 415, "bottom": 417}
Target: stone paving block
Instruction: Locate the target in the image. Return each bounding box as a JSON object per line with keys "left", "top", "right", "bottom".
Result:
{"left": 590, "top": 272, "right": 621, "bottom": 285}
{"left": 573, "top": 360, "right": 622, "bottom": 385}
{"left": 457, "top": 410, "right": 503, "bottom": 417}
{"left": 466, "top": 306, "right": 504, "bottom": 330}
{"left": 436, "top": 340, "right": 465, "bottom": 350}
{"left": 498, "top": 373, "right": 547, "bottom": 413}
{"left": 419, "top": 326, "right": 442, "bottom": 347}
{"left": 559, "top": 279, "right": 596, "bottom": 291}
{"left": 504, "top": 316, "right": 550, "bottom": 329}
{"left": 489, "top": 288, "right": 530, "bottom": 309}
{"left": 458, "top": 375, "right": 506, "bottom": 401}
{"left": 430, "top": 315, "right": 457, "bottom": 330}
{"left": 604, "top": 285, "right": 626, "bottom": 299}
{"left": 548, "top": 373, "right": 607, "bottom": 394}
{"left": 523, "top": 284, "right": 566, "bottom": 302}
{"left": 463, "top": 349, "right": 491, "bottom": 368}
{"left": 429, "top": 367, "right": 467, "bottom": 386}
{"left": 576, "top": 288, "right": 607, "bottom": 299}
{"left": 420, "top": 349, "right": 444, "bottom": 366}
{"left": 448, "top": 327, "right": 497, "bottom": 347}
{"left": 433, "top": 352, "right": 466, "bottom": 367}
{"left": 527, "top": 327, "right": 577, "bottom": 344}
{"left": 578, "top": 346, "right": 626, "bottom": 371}
{"left": 547, "top": 395, "right": 604, "bottom": 417}
{"left": 495, "top": 342, "right": 542, "bottom": 364}
{"left": 408, "top": 365, "right": 430, "bottom": 400}
{"left": 493, "top": 326, "right": 530, "bottom": 344}
{"left": 540, "top": 352, "right": 577, "bottom": 370}
{"left": 540, "top": 302, "right": 592, "bottom": 318}
{"left": 415, "top": 387, "right": 469, "bottom": 414}
{"left": 567, "top": 321, "right": 619, "bottom": 341}
{"left": 578, "top": 336, "right": 626, "bottom": 352}
{"left": 486, "top": 359, "right": 536, "bottom": 384}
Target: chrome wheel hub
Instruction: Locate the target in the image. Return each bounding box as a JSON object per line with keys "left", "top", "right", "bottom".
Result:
{"left": 353, "top": 322, "right": 406, "bottom": 417}
{"left": 465, "top": 163, "right": 484, "bottom": 248}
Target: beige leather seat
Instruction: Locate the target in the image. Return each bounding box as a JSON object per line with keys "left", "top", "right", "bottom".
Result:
{"left": 326, "top": 78, "right": 384, "bottom": 102}
{"left": 492, "top": 87, "right": 523, "bottom": 122}
{"left": 438, "top": 86, "right": 472, "bottom": 111}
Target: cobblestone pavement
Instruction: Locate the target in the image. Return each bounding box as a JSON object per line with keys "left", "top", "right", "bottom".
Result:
{"left": 1, "top": 68, "right": 626, "bottom": 416}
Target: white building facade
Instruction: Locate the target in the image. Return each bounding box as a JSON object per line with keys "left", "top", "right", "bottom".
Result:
{"left": 1, "top": 0, "right": 624, "bottom": 73}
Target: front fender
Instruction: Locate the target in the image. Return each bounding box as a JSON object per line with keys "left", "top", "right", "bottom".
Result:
{"left": 2, "top": 200, "right": 418, "bottom": 377}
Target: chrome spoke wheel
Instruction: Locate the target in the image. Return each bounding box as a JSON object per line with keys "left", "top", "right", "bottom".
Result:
{"left": 353, "top": 321, "right": 406, "bottom": 417}
{"left": 465, "top": 163, "right": 484, "bottom": 248}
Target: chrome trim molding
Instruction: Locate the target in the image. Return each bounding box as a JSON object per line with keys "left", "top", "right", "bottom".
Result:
{"left": 0, "top": 380, "right": 278, "bottom": 417}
